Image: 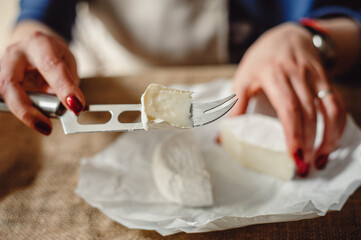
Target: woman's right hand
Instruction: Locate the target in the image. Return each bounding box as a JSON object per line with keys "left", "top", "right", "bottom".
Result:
{"left": 0, "top": 22, "right": 85, "bottom": 135}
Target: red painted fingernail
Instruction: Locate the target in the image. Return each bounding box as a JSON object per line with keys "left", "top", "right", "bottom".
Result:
{"left": 315, "top": 154, "right": 329, "bottom": 170}
{"left": 35, "top": 121, "right": 52, "bottom": 135}
{"left": 297, "top": 162, "right": 310, "bottom": 177}
{"left": 66, "top": 95, "right": 83, "bottom": 115}
{"left": 293, "top": 148, "right": 304, "bottom": 165}
{"left": 215, "top": 134, "right": 221, "bottom": 144}
{"left": 293, "top": 148, "right": 309, "bottom": 177}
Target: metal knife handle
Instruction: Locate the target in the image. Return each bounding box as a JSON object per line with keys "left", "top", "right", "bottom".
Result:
{"left": 0, "top": 93, "right": 65, "bottom": 118}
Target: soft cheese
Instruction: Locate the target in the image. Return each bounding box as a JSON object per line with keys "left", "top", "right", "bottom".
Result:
{"left": 152, "top": 131, "right": 213, "bottom": 207}
{"left": 141, "top": 84, "right": 193, "bottom": 130}
{"left": 220, "top": 114, "right": 295, "bottom": 181}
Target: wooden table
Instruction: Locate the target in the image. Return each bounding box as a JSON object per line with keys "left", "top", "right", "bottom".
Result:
{"left": 0, "top": 65, "right": 360, "bottom": 239}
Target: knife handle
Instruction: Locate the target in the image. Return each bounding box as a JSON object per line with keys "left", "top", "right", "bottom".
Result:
{"left": 0, "top": 93, "right": 65, "bottom": 118}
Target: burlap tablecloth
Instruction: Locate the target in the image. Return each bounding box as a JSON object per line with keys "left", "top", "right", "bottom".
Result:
{"left": 0, "top": 66, "right": 360, "bottom": 240}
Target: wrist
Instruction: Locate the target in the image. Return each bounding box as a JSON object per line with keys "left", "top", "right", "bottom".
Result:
{"left": 11, "top": 20, "right": 65, "bottom": 44}
{"left": 300, "top": 18, "right": 336, "bottom": 69}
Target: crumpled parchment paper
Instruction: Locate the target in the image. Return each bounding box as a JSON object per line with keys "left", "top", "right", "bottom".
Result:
{"left": 76, "top": 79, "right": 361, "bottom": 236}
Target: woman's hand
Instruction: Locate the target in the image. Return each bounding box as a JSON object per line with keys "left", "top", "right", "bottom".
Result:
{"left": 0, "top": 21, "right": 85, "bottom": 135}
{"left": 229, "top": 23, "right": 348, "bottom": 176}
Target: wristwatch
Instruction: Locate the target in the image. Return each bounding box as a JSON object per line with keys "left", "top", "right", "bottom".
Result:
{"left": 300, "top": 18, "right": 336, "bottom": 69}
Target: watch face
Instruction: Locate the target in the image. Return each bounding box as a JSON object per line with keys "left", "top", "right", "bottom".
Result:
{"left": 311, "top": 34, "right": 335, "bottom": 68}
{"left": 301, "top": 21, "right": 335, "bottom": 68}
{"left": 312, "top": 35, "right": 323, "bottom": 49}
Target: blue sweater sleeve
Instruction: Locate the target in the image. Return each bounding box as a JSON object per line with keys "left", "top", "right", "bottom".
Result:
{"left": 307, "top": 2, "right": 361, "bottom": 25}
{"left": 17, "top": 0, "right": 78, "bottom": 42}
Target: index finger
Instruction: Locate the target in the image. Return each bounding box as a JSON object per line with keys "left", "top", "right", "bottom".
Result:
{"left": 23, "top": 32, "right": 85, "bottom": 115}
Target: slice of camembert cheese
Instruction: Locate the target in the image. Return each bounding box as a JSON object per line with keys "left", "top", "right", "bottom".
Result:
{"left": 220, "top": 114, "right": 295, "bottom": 181}
{"left": 141, "top": 83, "right": 193, "bottom": 130}
{"left": 152, "top": 131, "right": 213, "bottom": 207}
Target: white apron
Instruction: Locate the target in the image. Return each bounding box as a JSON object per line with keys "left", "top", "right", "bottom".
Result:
{"left": 70, "top": 0, "right": 229, "bottom": 76}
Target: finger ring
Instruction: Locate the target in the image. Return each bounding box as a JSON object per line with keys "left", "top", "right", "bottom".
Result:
{"left": 317, "top": 89, "right": 332, "bottom": 99}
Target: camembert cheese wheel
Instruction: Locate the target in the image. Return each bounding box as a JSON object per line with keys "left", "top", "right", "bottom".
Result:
{"left": 220, "top": 114, "right": 296, "bottom": 181}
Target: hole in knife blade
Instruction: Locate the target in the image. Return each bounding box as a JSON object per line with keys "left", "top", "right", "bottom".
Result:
{"left": 118, "top": 111, "right": 141, "bottom": 123}
{"left": 77, "top": 111, "right": 111, "bottom": 124}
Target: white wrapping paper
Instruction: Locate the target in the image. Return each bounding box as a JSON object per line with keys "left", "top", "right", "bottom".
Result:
{"left": 76, "top": 79, "right": 361, "bottom": 236}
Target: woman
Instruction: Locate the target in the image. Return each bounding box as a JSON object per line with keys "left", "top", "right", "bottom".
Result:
{"left": 1, "top": 0, "right": 361, "bottom": 176}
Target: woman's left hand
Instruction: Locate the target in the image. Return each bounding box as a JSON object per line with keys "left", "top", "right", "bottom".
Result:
{"left": 229, "top": 23, "right": 347, "bottom": 176}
